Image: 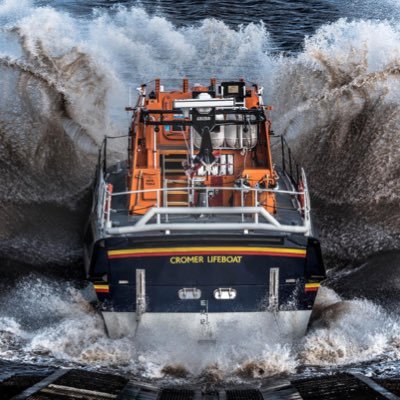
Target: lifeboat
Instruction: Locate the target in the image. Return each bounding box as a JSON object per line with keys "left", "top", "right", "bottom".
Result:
{"left": 84, "top": 78, "right": 325, "bottom": 342}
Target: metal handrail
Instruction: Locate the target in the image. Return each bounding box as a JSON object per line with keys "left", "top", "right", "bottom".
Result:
{"left": 100, "top": 182, "right": 311, "bottom": 236}
{"left": 108, "top": 186, "right": 304, "bottom": 197}
{"left": 106, "top": 207, "right": 310, "bottom": 236}
{"left": 271, "top": 135, "right": 301, "bottom": 186}
{"left": 301, "top": 167, "right": 312, "bottom": 237}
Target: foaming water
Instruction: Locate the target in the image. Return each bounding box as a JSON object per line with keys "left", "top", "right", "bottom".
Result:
{"left": 0, "top": 277, "right": 298, "bottom": 381}
{"left": 0, "top": 277, "right": 135, "bottom": 368}
{"left": 1, "top": 279, "right": 400, "bottom": 381}
{"left": 301, "top": 288, "right": 400, "bottom": 367}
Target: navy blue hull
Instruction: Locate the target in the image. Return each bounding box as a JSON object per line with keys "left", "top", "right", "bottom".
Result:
{"left": 87, "top": 235, "right": 325, "bottom": 314}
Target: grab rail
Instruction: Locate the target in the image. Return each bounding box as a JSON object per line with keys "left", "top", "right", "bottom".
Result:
{"left": 105, "top": 206, "right": 310, "bottom": 235}
{"left": 97, "top": 170, "right": 311, "bottom": 237}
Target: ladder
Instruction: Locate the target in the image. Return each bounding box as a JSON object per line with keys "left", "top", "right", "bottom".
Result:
{"left": 162, "top": 154, "right": 190, "bottom": 207}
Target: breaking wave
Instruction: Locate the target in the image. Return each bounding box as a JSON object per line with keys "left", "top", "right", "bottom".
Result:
{"left": 1, "top": 2, "right": 400, "bottom": 266}
{"left": 271, "top": 19, "right": 400, "bottom": 263}
{"left": 301, "top": 287, "right": 400, "bottom": 367}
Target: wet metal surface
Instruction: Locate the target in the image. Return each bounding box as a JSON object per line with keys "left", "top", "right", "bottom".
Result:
{"left": 292, "top": 373, "right": 399, "bottom": 400}
{"left": 2, "top": 363, "right": 400, "bottom": 400}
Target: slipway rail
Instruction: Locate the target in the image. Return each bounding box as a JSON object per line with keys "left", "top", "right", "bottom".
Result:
{"left": 1, "top": 360, "right": 399, "bottom": 400}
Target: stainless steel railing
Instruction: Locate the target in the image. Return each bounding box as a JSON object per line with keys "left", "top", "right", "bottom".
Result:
{"left": 96, "top": 168, "right": 311, "bottom": 236}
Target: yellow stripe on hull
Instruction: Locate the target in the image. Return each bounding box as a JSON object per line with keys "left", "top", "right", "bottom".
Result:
{"left": 108, "top": 246, "right": 307, "bottom": 257}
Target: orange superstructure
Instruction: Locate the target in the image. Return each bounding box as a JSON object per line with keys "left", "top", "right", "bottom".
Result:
{"left": 127, "top": 78, "right": 277, "bottom": 215}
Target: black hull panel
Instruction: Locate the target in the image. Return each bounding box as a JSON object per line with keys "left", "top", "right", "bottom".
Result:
{"left": 87, "top": 235, "right": 325, "bottom": 314}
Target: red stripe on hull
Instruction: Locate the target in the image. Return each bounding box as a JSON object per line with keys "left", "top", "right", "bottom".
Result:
{"left": 108, "top": 251, "right": 306, "bottom": 259}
